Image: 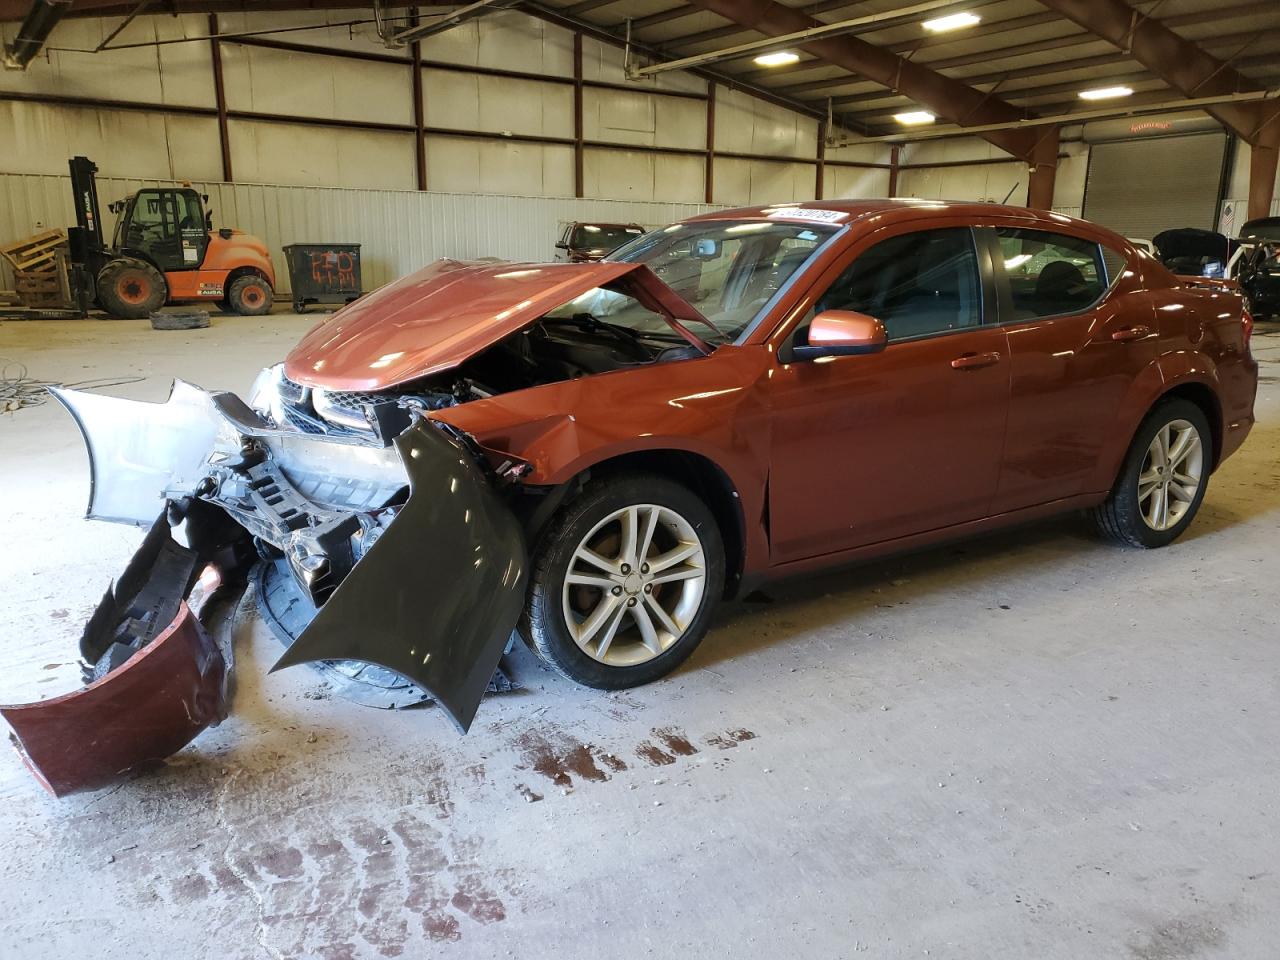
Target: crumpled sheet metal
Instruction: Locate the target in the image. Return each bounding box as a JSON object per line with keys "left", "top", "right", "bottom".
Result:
{"left": 270, "top": 418, "right": 528, "bottom": 733}
{"left": 1, "top": 600, "right": 231, "bottom": 798}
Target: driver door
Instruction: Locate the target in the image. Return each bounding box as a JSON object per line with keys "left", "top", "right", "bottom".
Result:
{"left": 766, "top": 226, "right": 1011, "bottom": 563}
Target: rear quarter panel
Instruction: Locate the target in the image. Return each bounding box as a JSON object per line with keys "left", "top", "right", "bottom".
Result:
{"left": 1088, "top": 273, "right": 1257, "bottom": 490}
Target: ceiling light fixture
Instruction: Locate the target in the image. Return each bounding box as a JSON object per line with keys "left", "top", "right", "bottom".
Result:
{"left": 1079, "top": 85, "right": 1134, "bottom": 100}
{"left": 894, "top": 110, "right": 936, "bottom": 125}
{"left": 753, "top": 50, "right": 800, "bottom": 67}
{"left": 922, "top": 12, "right": 980, "bottom": 32}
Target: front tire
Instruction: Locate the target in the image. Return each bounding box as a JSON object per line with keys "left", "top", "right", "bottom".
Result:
{"left": 227, "top": 275, "right": 273, "bottom": 316}
{"left": 96, "top": 258, "right": 167, "bottom": 319}
{"left": 1090, "top": 398, "right": 1211, "bottom": 548}
{"left": 522, "top": 474, "right": 724, "bottom": 689}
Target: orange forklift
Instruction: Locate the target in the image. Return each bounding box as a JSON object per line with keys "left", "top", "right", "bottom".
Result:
{"left": 68, "top": 156, "right": 276, "bottom": 319}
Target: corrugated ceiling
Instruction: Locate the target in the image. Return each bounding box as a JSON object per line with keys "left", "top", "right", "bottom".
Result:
{"left": 537, "top": 0, "right": 1280, "bottom": 135}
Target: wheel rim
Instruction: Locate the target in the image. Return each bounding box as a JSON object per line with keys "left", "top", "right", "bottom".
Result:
{"left": 1138, "top": 418, "right": 1204, "bottom": 531}
{"left": 561, "top": 503, "right": 707, "bottom": 667}
{"left": 118, "top": 275, "right": 149, "bottom": 305}
{"left": 243, "top": 284, "right": 264, "bottom": 306}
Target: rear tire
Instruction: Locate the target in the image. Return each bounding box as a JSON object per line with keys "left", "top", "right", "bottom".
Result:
{"left": 1090, "top": 398, "right": 1211, "bottom": 548}
{"left": 522, "top": 474, "right": 724, "bottom": 689}
{"left": 227, "top": 275, "right": 273, "bottom": 316}
{"left": 96, "top": 258, "right": 167, "bottom": 319}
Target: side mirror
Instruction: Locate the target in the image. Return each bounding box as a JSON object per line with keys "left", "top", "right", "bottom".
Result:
{"left": 792, "top": 310, "right": 887, "bottom": 361}
{"left": 555, "top": 241, "right": 569, "bottom": 250}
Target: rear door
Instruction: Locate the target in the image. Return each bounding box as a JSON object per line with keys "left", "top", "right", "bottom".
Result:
{"left": 984, "top": 226, "right": 1157, "bottom": 511}
{"left": 766, "top": 225, "right": 1012, "bottom": 563}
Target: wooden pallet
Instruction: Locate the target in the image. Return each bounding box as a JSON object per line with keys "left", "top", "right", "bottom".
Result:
{"left": 0, "top": 229, "right": 65, "bottom": 273}
{"left": 13, "top": 250, "right": 72, "bottom": 310}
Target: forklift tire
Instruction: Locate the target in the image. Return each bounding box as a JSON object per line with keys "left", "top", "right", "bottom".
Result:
{"left": 228, "top": 275, "right": 273, "bottom": 316}
{"left": 97, "top": 259, "right": 167, "bottom": 319}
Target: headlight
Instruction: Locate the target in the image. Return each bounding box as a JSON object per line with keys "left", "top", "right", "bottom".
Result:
{"left": 248, "top": 364, "right": 286, "bottom": 424}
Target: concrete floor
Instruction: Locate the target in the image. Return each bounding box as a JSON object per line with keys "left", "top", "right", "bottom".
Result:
{"left": 0, "top": 312, "right": 1277, "bottom": 960}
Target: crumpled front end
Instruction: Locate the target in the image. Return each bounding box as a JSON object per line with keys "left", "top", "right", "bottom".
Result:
{"left": 4, "top": 379, "right": 529, "bottom": 795}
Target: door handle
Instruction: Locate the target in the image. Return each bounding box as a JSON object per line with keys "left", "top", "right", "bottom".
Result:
{"left": 950, "top": 351, "right": 1002, "bottom": 370}
{"left": 1111, "top": 325, "right": 1150, "bottom": 342}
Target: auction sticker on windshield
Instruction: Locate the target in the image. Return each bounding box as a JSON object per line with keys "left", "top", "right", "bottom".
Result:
{"left": 765, "top": 208, "right": 850, "bottom": 224}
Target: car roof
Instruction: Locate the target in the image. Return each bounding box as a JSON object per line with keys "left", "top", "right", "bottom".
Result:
{"left": 685, "top": 198, "right": 1121, "bottom": 242}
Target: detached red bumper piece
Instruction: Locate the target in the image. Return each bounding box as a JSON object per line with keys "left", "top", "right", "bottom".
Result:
{"left": 1, "top": 603, "right": 227, "bottom": 797}
{"left": 1, "top": 507, "right": 249, "bottom": 798}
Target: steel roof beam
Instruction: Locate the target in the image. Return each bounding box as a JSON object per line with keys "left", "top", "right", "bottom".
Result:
{"left": 630, "top": 0, "right": 971, "bottom": 77}
{"left": 0, "top": 0, "right": 457, "bottom": 18}
{"left": 1039, "top": 0, "right": 1280, "bottom": 218}
{"left": 681, "top": 0, "right": 1049, "bottom": 163}
{"left": 3, "top": 0, "right": 72, "bottom": 67}
{"left": 523, "top": 2, "right": 831, "bottom": 124}
{"left": 731, "top": 1, "right": 1275, "bottom": 87}
{"left": 1037, "top": 0, "right": 1279, "bottom": 142}
{"left": 828, "top": 31, "right": 1277, "bottom": 112}
{"left": 388, "top": 0, "right": 517, "bottom": 44}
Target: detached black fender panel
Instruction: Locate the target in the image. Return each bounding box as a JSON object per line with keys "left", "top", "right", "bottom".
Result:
{"left": 270, "top": 419, "right": 528, "bottom": 733}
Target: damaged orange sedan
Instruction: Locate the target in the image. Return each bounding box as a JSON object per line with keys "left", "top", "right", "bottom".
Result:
{"left": 5, "top": 199, "right": 1258, "bottom": 795}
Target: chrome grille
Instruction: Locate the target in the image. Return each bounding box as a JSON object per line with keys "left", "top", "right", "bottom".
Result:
{"left": 278, "top": 375, "right": 308, "bottom": 405}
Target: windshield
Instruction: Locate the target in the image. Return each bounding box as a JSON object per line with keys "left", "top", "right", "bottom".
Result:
{"left": 607, "top": 219, "right": 836, "bottom": 341}
{"left": 571, "top": 224, "right": 643, "bottom": 252}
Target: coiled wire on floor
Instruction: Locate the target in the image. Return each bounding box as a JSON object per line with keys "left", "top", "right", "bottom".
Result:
{"left": 0, "top": 357, "right": 143, "bottom": 414}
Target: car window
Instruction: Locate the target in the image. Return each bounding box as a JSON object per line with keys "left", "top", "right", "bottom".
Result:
{"left": 997, "top": 228, "right": 1107, "bottom": 320}
{"left": 1101, "top": 244, "right": 1130, "bottom": 286}
{"left": 813, "top": 227, "right": 981, "bottom": 342}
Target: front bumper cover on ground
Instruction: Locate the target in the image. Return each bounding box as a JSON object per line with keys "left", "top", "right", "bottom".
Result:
{"left": 2, "top": 380, "right": 529, "bottom": 795}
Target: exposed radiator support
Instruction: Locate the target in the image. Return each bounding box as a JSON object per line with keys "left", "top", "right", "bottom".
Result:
{"left": 3, "top": 0, "right": 72, "bottom": 70}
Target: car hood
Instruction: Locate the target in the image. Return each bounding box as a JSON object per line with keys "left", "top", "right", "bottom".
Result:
{"left": 284, "top": 258, "right": 709, "bottom": 391}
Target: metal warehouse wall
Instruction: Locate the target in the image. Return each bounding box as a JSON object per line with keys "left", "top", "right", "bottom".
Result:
{"left": 0, "top": 172, "right": 725, "bottom": 294}
{"left": 894, "top": 138, "right": 1089, "bottom": 211}
{"left": 0, "top": 7, "right": 890, "bottom": 207}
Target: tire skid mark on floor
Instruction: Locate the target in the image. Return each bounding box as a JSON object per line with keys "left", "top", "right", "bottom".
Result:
{"left": 62, "top": 771, "right": 523, "bottom": 957}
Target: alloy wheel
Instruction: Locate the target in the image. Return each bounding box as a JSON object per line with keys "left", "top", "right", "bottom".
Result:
{"left": 561, "top": 504, "right": 707, "bottom": 667}
{"left": 1138, "top": 418, "right": 1204, "bottom": 531}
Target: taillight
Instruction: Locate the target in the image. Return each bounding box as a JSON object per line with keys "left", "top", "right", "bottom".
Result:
{"left": 1242, "top": 307, "right": 1254, "bottom": 347}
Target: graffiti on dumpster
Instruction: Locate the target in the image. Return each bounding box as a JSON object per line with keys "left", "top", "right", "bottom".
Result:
{"left": 309, "top": 249, "right": 358, "bottom": 291}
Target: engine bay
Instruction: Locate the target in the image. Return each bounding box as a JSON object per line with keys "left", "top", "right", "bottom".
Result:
{"left": 272, "top": 314, "right": 701, "bottom": 439}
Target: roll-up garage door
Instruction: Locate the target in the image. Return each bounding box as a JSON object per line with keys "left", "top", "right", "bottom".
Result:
{"left": 1082, "top": 133, "right": 1228, "bottom": 239}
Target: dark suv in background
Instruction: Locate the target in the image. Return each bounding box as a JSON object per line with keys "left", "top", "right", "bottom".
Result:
{"left": 1237, "top": 217, "right": 1280, "bottom": 318}
{"left": 555, "top": 221, "right": 644, "bottom": 261}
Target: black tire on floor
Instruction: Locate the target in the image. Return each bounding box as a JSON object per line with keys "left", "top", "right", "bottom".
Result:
{"left": 521, "top": 473, "right": 724, "bottom": 690}
{"left": 1090, "top": 397, "right": 1212, "bottom": 548}
{"left": 227, "top": 275, "right": 274, "bottom": 316}
{"left": 150, "top": 311, "right": 210, "bottom": 331}
{"left": 96, "top": 258, "right": 167, "bottom": 319}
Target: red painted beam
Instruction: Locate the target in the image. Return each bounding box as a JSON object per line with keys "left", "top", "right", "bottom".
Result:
{"left": 1026, "top": 125, "right": 1059, "bottom": 210}
{"left": 684, "top": 0, "right": 1046, "bottom": 163}
{"left": 207, "top": 13, "right": 232, "bottom": 182}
